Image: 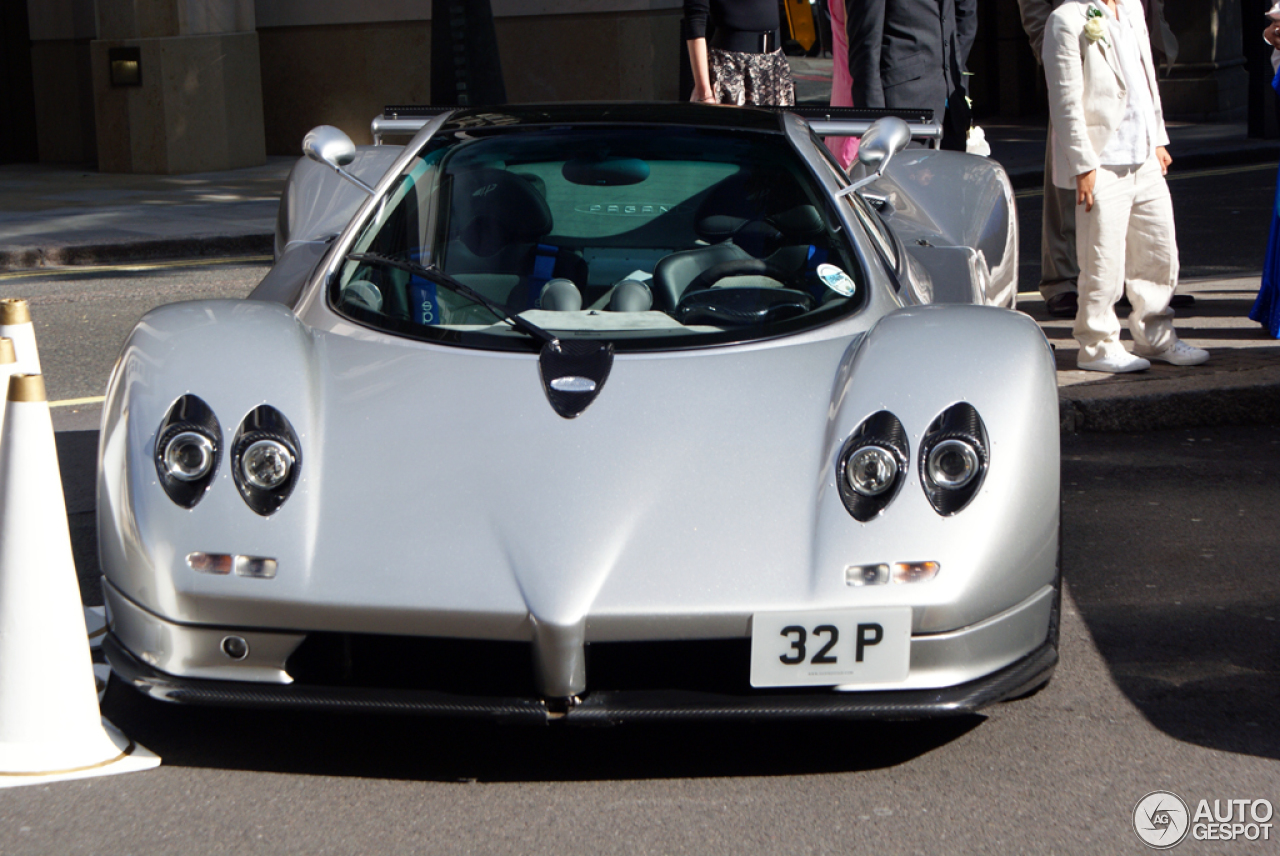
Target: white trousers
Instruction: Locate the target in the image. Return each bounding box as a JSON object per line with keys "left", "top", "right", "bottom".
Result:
{"left": 1073, "top": 155, "right": 1178, "bottom": 362}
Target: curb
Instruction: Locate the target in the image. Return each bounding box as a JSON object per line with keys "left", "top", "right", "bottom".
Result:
{"left": 0, "top": 234, "right": 274, "bottom": 272}
{"left": 1059, "top": 369, "right": 1280, "bottom": 433}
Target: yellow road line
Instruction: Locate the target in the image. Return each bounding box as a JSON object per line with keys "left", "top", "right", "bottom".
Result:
{"left": 0, "top": 255, "right": 272, "bottom": 281}
{"left": 50, "top": 396, "right": 106, "bottom": 409}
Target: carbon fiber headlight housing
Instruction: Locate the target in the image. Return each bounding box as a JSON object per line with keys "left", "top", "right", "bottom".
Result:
{"left": 836, "top": 411, "right": 909, "bottom": 522}
{"left": 154, "top": 395, "right": 222, "bottom": 508}
{"left": 919, "top": 402, "right": 988, "bottom": 516}
{"left": 231, "top": 405, "right": 301, "bottom": 516}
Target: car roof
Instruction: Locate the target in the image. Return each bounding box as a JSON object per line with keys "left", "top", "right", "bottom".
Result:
{"left": 432, "top": 102, "right": 792, "bottom": 134}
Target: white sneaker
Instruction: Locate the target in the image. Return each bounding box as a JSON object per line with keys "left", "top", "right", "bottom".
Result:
{"left": 1140, "top": 340, "right": 1210, "bottom": 366}
{"left": 1077, "top": 351, "right": 1151, "bottom": 373}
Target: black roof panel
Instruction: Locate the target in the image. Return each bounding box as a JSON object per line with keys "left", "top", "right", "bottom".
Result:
{"left": 384, "top": 102, "right": 791, "bottom": 133}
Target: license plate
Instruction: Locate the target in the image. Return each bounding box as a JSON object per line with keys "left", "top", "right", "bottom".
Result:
{"left": 749, "top": 608, "right": 911, "bottom": 688}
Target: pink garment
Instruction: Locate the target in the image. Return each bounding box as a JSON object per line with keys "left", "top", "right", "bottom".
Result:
{"left": 824, "top": 0, "right": 859, "bottom": 169}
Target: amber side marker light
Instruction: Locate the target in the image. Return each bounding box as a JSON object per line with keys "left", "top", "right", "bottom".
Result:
{"left": 893, "top": 561, "right": 940, "bottom": 584}
{"left": 187, "top": 552, "right": 277, "bottom": 579}
{"left": 187, "top": 552, "right": 232, "bottom": 575}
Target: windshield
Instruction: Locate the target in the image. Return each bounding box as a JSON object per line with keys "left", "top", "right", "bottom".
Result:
{"left": 332, "top": 126, "right": 866, "bottom": 350}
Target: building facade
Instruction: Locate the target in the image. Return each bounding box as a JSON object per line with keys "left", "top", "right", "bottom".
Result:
{"left": 1, "top": 0, "right": 1261, "bottom": 172}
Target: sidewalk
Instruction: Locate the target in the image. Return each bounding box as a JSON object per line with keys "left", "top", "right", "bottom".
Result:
{"left": 0, "top": 158, "right": 290, "bottom": 269}
{"left": 1021, "top": 279, "right": 1280, "bottom": 432}
{"left": 0, "top": 84, "right": 1278, "bottom": 433}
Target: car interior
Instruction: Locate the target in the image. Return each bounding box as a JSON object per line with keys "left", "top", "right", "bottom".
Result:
{"left": 336, "top": 128, "right": 865, "bottom": 338}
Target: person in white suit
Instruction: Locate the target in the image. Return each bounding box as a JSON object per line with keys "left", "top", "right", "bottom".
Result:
{"left": 1043, "top": 0, "right": 1209, "bottom": 372}
{"left": 1020, "top": 0, "right": 1188, "bottom": 319}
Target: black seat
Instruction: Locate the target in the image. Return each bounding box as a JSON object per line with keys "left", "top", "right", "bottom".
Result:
{"left": 651, "top": 240, "right": 753, "bottom": 312}
{"left": 444, "top": 168, "right": 585, "bottom": 308}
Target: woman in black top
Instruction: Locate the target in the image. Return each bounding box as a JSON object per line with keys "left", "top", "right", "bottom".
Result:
{"left": 683, "top": 0, "right": 795, "bottom": 106}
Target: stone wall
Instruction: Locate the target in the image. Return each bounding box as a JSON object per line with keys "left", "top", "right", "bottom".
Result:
{"left": 21, "top": 0, "right": 1257, "bottom": 169}
{"left": 256, "top": 3, "right": 682, "bottom": 157}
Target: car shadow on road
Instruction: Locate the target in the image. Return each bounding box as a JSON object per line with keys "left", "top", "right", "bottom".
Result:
{"left": 56, "top": 429, "right": 105, "bottom": 605}
{"left": 101, "top": 681, "right": 982, "bottom": 782}
{"left": 1062, "top": 426, "right": 1280, "bottom": 761}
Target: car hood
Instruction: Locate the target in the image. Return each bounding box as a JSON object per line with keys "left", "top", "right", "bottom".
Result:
{"left": 301, "top": 329, "right": 857, "bottom": 638}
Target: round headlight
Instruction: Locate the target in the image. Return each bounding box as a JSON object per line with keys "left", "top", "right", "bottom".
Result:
{"left": 845, "top": 446, "right": 898, "bottom": 497}
{"left": 241, "top": 439, "right": 293, "bottom": 490}
{"left": 163, "top": 431, "right": 215, "bottom": 482}
{"left": 927, "top": 439, "right": 980, "bottom": 489}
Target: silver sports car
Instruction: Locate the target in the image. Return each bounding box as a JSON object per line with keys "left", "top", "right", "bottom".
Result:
{"left": 99, "top": 104, "right": 1060, "bottom": 723}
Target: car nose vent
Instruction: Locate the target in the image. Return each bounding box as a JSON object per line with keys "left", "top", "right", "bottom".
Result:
{"left": 539, "top": 339, "right": 613, "bottom": 418}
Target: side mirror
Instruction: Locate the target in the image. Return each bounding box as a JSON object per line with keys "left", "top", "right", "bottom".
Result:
{"left": 302, "top": 125, "right": 374, "bottom": 195}
{"left": 855, "top": 116, "right": 912, "bottom": 175}
{"left": 838, "top": 116, "right": 913, "bottom": 199}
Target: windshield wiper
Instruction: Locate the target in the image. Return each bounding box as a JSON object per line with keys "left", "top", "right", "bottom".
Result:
{"left": 346, "top": 252, "right": 559, "bottom": 347}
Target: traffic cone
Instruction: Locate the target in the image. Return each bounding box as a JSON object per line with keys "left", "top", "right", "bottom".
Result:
{"left": 0, "top": 299, "right": 41, "bottom": 375}
{"left": 0, "top": 337, "right": 106, "bottom": 647}
{"left": 0, "top": 338, "right": 15, "bottom": 445}
{"left": 0, "top": 374, "right": 158, "bottom": 787}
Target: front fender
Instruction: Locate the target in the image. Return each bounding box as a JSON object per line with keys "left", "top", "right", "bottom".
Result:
{"left": 98, "top": 300, "right": 320, "bottom": 620}
{"left": 817, "top": 304, "right": 1059, "bottom": 632}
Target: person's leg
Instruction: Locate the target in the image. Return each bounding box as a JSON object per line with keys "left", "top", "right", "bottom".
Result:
{"left": 1126, "top": 156, "right": 1207, "bottom": 364}
{"left": 1074, "top": 165, "right": 1138, "bottom": 365}
{"left": 940, "top": 91, "right": 971, "bottom": 151}
{"left": 1040, "top": 121, "right": 1080, "bottom": 314}
{"left": 1124, "top": 157, "right": 1177, "bottom": 355}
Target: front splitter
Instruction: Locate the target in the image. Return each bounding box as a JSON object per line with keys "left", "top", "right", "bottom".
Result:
{"left": 104, "top": 634, "right": 1056, "bottom": 724}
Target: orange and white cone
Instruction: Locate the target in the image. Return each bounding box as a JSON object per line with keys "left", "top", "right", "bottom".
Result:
{"left": 0, "top": 300, "right": 40, "bottom": 375}
{"left": 0, "top": 374, "right": 158, "bottom": 787}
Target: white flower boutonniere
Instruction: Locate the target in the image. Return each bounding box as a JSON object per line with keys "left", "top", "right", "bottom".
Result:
{"left": 1084, "top": 7, "right": 1110, "bottom": 48}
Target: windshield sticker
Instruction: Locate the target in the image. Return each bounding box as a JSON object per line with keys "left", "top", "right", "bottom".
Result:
{"left": 817, "top": 263, "right": 857, "bottom": 297}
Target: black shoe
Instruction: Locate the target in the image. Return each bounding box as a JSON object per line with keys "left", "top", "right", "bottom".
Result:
{"left": 1045, "top": 292, "right": 1078, "bottom": 318}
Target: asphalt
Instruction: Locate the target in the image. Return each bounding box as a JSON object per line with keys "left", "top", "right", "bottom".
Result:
{"left": 1, "top": 56, "right": 1278, "bottom": 434}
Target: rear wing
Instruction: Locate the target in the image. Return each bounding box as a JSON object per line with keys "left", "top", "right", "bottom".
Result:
{"left": 370, "top": 104, "right": 941, "bottom": 147}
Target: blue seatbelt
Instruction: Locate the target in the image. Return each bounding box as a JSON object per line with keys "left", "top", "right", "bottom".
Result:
{"left": 529, "top": 243, "right": 558, "bottom": 308}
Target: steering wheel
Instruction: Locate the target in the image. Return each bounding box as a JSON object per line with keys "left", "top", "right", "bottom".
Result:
{"left": 675, "top": 286, "right": 815, "bottom": 327}
{"left": 675, "top": 258, "right": 814, "bottom": 326}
